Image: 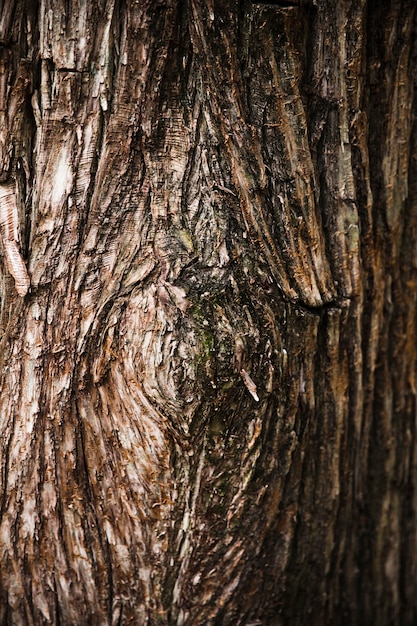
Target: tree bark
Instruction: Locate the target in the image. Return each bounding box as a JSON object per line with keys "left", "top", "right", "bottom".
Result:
{"left": 0, "top": 0, "right": 416, "bottom": 624}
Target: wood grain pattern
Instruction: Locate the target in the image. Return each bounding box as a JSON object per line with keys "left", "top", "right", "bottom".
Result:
{"left": 0, "top": 1, "right": 416, "bottom": 624}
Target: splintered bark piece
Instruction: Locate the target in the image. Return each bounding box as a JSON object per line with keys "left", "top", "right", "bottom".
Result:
{"left": 0, "top": 182, "right": 30, "bottom": 297}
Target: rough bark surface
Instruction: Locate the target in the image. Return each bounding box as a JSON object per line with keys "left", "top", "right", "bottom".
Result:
{"left": 0, "top": 0, "right": 416, "bottom": 624}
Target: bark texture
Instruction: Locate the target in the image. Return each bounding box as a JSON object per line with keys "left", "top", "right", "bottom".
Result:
{"left": 0, "top": 0, "right": 416, "bottom": 624}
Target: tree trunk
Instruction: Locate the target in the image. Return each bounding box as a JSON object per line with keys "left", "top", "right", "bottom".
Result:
{"left": 0, "top": 0, "right": 416, "bottom": 624}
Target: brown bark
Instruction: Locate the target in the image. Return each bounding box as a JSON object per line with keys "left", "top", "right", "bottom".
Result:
{"left": 0, "top": 0, "right": 416, "bottom": 624}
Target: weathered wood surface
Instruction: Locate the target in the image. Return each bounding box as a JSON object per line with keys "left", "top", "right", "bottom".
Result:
{"left": 0, "top": 0, "right": 416, "bottom": 624}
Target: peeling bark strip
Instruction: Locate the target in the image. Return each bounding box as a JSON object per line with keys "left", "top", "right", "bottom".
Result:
{"left": 0, "top": 0, "right": 416, "bottom": 625}
{"left": 0, "top": 182, "right": 29, "bottom": 296}
{"left": 240, "top": 368, "right": 260, "bottom": 401}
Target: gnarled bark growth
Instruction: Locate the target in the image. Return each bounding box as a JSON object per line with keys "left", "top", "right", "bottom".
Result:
{"left": 0, "top": 1, "right": 416, "bottom": 624}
